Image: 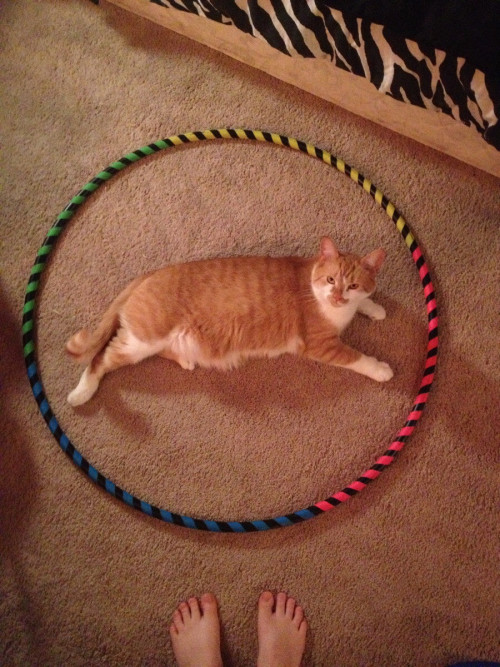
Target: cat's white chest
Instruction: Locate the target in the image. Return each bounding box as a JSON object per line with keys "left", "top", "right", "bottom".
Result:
{"left": 312, "top": 285, "right": 358, "bottom": 332}
{"left": 320, "top": 301, "right": 358, "bottom": 331}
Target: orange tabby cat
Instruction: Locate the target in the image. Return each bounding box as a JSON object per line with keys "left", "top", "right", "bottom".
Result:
{"left": 66, "top": 237, "right": 392, "bottom": 406}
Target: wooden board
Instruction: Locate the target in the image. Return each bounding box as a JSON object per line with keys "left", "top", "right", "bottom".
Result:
{"left": 104, "top": 0, "right": 500, "bottom": 178}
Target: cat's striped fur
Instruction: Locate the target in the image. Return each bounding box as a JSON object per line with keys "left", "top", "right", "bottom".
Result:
{"left": 66, "top": 237, "right": 392, "bottom": 406}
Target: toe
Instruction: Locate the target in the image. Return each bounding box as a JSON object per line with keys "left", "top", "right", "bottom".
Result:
{"left": 188, "top": 597, "right": 201, "bottom": 621}
{"left": 293, "top": 605, "right": 304, "bottom": 627}
{"left": 169, "top": 621, "right": 179, "bottom": 638}
{"left": 258, "top": 591, "right": 274, "bottom": 618}
{"left": 172, "top": 609, "right": 184, "bottom": 632}
{"left": 285, "top": 596, "right": 296, "bottom": 619}
{"left": 200, "top": 593, "right": 217, "bottom": 615}
{"left": 275, "top": 592, "right": 287, "bottom": 616}
{"left": 178, "top": 601, "right": 190, "bottom": 622}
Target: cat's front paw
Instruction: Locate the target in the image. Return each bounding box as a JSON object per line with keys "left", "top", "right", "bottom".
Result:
{"left": 358, "top": 298, "right": 386, "bottom": 321}
{"left": 372, "top": 361, "right": 393, "bottom": 382}
{"left": 347, "top": 355, "right": 394, "bottom": 382}
{"left": 368, "top": 303, "right": 386, "bottom": 321}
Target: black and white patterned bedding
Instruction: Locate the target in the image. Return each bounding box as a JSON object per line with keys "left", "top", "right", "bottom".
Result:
{"left": 151, "top": 0, "right": 500, "bottom": 151}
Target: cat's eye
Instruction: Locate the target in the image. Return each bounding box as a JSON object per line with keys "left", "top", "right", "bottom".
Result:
{"left": 327, "top": 276, "right": 335, "bottom": 284}
{"left": 349, "top": 283, "right": 359, "bottom": 290}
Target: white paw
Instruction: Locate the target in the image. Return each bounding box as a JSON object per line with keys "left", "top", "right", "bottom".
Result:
{"left": 67, "top": 368, "right": 99, "bottom": 406}
{"left": 346, "top": 355, "right": 394, "bottom": 382}
{"left": 369, "top": 304, "right": 386, "bottom": 321}
{"left": 179, "top": 359, "right": 196, "bottom": 371}
{"left": 67, "top": 387, "right": 93, "bottom": 406}
{"left": 371, "top": 361, "right": 393, "bottom": 382}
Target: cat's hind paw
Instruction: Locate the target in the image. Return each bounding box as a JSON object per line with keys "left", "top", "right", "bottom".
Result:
{"left": 371, "top": 361, "right": 393, "bottom": 382}
{"left": 67, "top": 386, "right": 95, "bottom": 406}
{"left": 67, "top": 368, "right": 99, "bottom": 406}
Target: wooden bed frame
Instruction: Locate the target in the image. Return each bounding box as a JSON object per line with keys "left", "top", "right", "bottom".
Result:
{"left": 105, "top": 0, "right": 500, "bottom": 178}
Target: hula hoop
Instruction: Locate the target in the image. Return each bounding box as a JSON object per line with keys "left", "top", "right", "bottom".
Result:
{"left": 23, "top": 129, "right": 438, "bottom": 532}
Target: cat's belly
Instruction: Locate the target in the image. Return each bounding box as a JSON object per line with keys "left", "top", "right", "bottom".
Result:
{"left": 164, "top": 328, "right": 304, "bottom": 371}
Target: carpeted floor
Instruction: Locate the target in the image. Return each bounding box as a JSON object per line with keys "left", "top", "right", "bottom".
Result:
{"left": 1, "top": 1, "right": 499, "bottom": 665}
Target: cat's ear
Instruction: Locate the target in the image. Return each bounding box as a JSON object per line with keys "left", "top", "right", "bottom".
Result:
{"left": 319, "top": 237, "right": 339, "bottom": 260}
{"left": 361, "top": 248, "right": 386, "bottom": 273}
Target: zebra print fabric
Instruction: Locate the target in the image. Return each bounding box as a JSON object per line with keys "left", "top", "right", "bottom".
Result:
{"left": 151, "top": 0, "right": 499, "bottom": 151}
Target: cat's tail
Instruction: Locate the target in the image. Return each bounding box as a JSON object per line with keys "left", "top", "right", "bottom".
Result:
{"left": 66, "top": 276, "right": 145, "bottom": 365}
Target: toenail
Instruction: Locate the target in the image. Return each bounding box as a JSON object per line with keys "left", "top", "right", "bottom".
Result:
{"left": 201, "top": 593, "right": 215, "bottom": 604}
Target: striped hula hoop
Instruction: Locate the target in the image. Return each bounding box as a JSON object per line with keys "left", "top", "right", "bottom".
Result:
{"left": 23, "top": 129, "right": 438, "bottom": 532}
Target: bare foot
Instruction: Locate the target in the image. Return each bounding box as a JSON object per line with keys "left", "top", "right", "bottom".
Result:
{"left": 169, "top": 593, "right": 223, "bottom": 667}
{"left": 257, "top": 591, "right": 307, "bottom": 667}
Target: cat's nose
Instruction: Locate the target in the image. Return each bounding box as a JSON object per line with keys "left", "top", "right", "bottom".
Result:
{"left": 332, "top": 294, "right": 347, "bottom": 305}
{"left": 332, "top": 288, "right": 345, "bottom": 301}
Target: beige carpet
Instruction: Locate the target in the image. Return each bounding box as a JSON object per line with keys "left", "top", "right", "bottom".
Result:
{"left": 1, "top": 1, "right": 499, "bottom": 665}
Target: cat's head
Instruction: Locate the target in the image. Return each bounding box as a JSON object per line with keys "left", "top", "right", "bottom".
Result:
{"left": 311, "top": 236, "right": 385, "bottom": 307}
